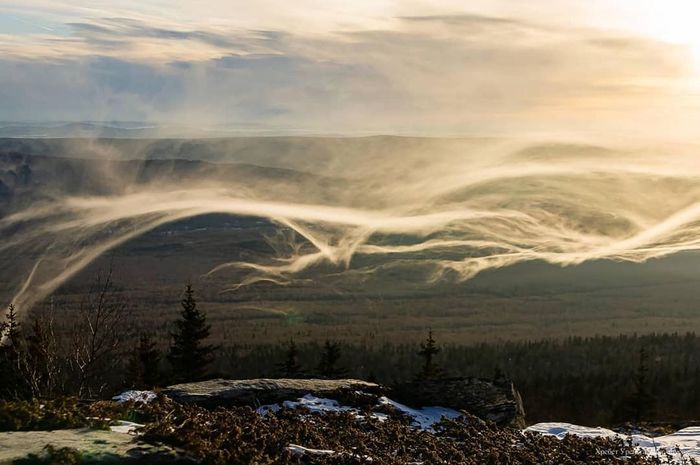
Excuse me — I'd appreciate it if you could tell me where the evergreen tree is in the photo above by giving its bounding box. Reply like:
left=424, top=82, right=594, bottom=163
left=0, top=304, right=27, bottom=398
left=277, top=339, right=303, bottom=378
left=167, top=284, right=214, bottom=382
left=613, top=345, right=657, bottom=424
left=417, top=329, right=443, bottom=381
left=127, top=334, right=161, bottom=389
left=317, top=340, right=345, bottom=378
left=630, top=346, right=655, bottom=423
left=3, top=304, right=21, bottom=348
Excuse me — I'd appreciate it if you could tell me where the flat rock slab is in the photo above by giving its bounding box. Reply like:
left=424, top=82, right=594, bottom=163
left=164, top=378, right=384, bottom=407
left=0, top=428, right=187, bottom=464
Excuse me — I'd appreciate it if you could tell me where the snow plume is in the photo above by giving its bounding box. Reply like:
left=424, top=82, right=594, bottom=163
left=4, top=137, right=700, bottom=316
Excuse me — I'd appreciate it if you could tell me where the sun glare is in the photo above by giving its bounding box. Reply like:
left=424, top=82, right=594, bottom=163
left=628, top=1, right=700, bottom=63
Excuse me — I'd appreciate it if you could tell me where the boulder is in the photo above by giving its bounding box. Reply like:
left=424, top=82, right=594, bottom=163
left=392, top=377, right=526, bottom=428
left=164, top=377, right=526, bottom=428
left=163, top=378, right=385, bottom=408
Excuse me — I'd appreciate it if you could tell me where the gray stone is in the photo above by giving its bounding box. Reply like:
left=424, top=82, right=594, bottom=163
left=392, top=377, right=526, bottom=428
left=164, top=378, right=385, bottom=408
left=164, top=377, right=526, bottom=428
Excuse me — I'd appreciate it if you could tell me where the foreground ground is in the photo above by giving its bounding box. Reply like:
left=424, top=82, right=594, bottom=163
left=0, top=394, right=697, bottom=465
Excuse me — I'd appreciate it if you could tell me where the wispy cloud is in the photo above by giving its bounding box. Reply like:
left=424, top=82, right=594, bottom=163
left=0, top=3, right=697, bottom=137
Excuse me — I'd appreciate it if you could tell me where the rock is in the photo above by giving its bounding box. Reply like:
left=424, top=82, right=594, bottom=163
left=164, top=377, right=525, bottom=428
left=392, top=377, right=526, bottom=428
left=164, top=378, right=385, bottom=408
left=0, top=428, right=191, bottom=464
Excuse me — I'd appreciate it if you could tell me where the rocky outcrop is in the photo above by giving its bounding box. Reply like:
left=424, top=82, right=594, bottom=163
left=164, top=377, right=525, bottom=428
left=164, top=378, right=385, bottom=408
left=392, top=377, right=526, bottom=428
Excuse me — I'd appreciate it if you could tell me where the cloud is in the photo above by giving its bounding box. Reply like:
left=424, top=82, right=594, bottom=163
left=0, top=12, right=695, bottom=137
left=6, top=138, right=700, bottom=315
left=67, top=18, right=245, bottom=49
left=4, top=1, right=700, bottom=319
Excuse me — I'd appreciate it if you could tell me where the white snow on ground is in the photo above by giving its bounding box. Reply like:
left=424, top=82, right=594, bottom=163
left=109, top=420, right=144, bottom=434
left=528, top=423, right=700, bottom=462
left=377, top=396, right=461, bottom=430
left=286, top=443, right=376, bottom=462
left=112, top=390, right=157, bottom=404
left=258, top=394, right=356, bottom=415
left=527, top=423, right=618, bottom=440
left=257, top=394, right=460, bottom=431
left=286, top=444, right=336, bottom=456
left=292, top=395, right=354, bottom=413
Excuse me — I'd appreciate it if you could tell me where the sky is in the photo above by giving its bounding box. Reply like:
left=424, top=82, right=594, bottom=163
left=2, top=1, right=700, bottom=139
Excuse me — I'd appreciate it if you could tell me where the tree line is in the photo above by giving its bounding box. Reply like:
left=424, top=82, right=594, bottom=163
left=2, top=277, right=697, bottom=426
left=213, top=333, right=697, bottom=426
left=0, top=276, right=442, bottom=399
left=0, top=273, right=218, bottom=399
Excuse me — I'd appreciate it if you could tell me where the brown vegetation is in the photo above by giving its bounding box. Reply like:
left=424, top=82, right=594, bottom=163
left=0, top=396, right=683, bottom=465
left=115, top=400, right=700, bottom=464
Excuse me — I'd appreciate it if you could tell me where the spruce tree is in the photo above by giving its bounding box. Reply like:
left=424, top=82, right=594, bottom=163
left=317, top=340, right=345, bottom=379
left=0, top=304, right=26, bottom=398
left=631, top=346, right=655, bottom=423
left=417, top=329, right=443, bottom=381
left=3, top=305, right=20, bottom=348
left=167, top=284, right=214, bottom=382
left=127, top=334, right=161, bottom=389
left=277, top=339, right=303, bottom=378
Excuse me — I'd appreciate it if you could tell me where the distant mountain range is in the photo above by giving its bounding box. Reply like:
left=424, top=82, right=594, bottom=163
left=0, top=122, right=162, bottom=138
left=0, top=122, right=349, bottom=138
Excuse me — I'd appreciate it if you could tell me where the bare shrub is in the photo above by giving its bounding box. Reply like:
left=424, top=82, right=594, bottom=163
left=67, top=268, right=132, bottom=398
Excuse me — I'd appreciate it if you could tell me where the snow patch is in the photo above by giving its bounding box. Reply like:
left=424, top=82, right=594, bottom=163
left=527, top=423, right=618, bottom=440
left=110, top=420, right=144, bottom=434
left=288, top=394, right=354, bottom=413
left=378, top=396, right=461, bottom=430
left=528, top=422, right=700, bottom=462
left=112, top=390, right=157, bottom=404
left=258, top=394, right=354, bottom=416
left=286, top=444, right=336, bottom=456
left=258, top=394, right=460, bottom=431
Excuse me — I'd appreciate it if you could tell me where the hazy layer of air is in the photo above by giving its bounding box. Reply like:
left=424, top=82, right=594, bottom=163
left=4, top=137, right=700, bottom=315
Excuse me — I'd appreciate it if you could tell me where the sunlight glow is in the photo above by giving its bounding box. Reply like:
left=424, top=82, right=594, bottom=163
left=619, top=0, right=700, bottom=64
